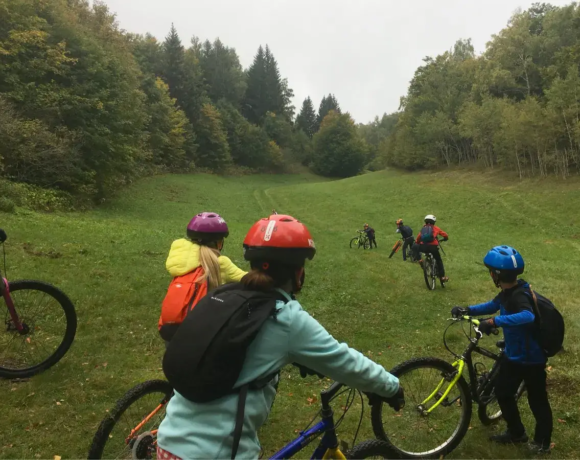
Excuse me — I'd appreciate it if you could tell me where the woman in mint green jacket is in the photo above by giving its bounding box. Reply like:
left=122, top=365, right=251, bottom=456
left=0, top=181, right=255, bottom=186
left=157, top=215, right=402, bottom=459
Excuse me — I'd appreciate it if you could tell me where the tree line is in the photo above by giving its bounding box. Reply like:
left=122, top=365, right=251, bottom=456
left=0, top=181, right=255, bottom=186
left=374, top=2, right=580, bottom=178
left=0, top=0, right=375, bottom=203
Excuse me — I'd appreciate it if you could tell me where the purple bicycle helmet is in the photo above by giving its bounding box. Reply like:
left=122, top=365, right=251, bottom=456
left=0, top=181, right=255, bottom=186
left=186, top=212, right=229, bottom=242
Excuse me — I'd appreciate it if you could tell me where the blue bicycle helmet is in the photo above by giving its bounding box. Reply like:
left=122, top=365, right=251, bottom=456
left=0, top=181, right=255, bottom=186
left=483, top=245, right=525, bottom=276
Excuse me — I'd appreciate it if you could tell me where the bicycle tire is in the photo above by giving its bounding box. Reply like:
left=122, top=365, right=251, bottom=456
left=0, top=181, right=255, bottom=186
left=88, top=379, right=173, bottom=459
left=363, top=239, right=370, bottom=250
left=478, top=381, right=526, bottom=426
left=0, top=280, right=77, bottom=379
left=371, top=357, right=472, bottom=459
left=350, top=237, right=360, bottom=249
left=389, top=241, right=402, bottom=259
left=422, top=258, right=435, bottom=291
left=346, top=439, right=395, bottom=459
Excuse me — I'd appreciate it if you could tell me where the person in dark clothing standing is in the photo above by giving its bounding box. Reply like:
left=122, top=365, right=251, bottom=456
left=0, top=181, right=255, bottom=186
left=395, top=219, right=414, bottom=261
left=451, top=246, right=553, bottom=454
left=363, top=224, right=377, bottom=249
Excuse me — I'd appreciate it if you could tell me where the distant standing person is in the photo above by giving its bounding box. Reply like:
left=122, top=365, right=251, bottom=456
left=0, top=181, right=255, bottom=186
left=364, top=223, right=377, bottom=249
left=395, top=219, right=414, bottom=261
left=272, top=209, right=278, bottom=215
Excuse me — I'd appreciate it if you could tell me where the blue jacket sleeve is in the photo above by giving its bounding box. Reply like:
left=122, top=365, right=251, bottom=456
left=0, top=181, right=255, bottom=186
left=288, top=309, right=399, bottom=398
left=494, top=310, right=535, bottom=327
left=469, top=299, right=501, bottom=316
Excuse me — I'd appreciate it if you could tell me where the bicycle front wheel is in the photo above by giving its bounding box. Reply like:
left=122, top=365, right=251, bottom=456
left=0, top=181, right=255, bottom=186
left=371, top=357, right=472, bottom=459
left=0, top=280, right=77, bottom=379
left=88, top=379, right=173, bottom=459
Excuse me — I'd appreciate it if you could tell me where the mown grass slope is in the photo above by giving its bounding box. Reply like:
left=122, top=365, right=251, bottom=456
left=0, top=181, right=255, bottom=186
left=0, top=169, right=578, bottom=458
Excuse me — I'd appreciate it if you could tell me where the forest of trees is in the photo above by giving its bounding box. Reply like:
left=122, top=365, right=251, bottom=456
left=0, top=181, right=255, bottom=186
left=376, top=3, right=580, bottom=178
left=1, top=1, right=579, bottom=207
left=0, top=0, right=370, bottom=204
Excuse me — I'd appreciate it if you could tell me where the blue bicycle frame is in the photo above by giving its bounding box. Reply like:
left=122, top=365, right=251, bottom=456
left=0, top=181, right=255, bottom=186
left=269, top=382, right=346, bottom=460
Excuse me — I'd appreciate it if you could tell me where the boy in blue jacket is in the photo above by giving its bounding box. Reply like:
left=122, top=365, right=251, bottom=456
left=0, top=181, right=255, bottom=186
left=452, top=246, right=552, bottom=454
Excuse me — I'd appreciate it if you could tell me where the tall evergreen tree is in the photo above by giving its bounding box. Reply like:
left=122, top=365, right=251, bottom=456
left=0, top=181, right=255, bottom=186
left=295, top=97, right=317, bottom=138
left=243, top=45, right=292, bottom=123
left=161, top=25, right=205, bottom=122
left=316, top=94, right=341, bottom=130
left=243, top=46, right=267, bottom=124
left=200, top=38, right=246, bottom=106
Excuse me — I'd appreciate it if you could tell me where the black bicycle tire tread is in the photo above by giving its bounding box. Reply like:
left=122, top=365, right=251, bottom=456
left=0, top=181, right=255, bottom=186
left=371, top=357, right=472, bottom=459
left=0, top=279, right=77, bottom=379
left=88, top=379, right=173, bottom=459
left=346, top=439, right=395, bottom=459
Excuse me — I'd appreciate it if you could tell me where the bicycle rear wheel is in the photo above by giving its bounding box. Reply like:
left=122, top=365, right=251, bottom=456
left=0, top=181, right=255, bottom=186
left=363, top=239, right=370, bottom=250
left=350, top=237, right=360, bottom=249
left=371, top=357, right=472, bottom=459
left=478, top=381, right=526, bottom=425
left=0, top=280, right=77, bottom=379
left=88, top=379, right=173, bottom=459
left=423, top=258, right=436, bottom=290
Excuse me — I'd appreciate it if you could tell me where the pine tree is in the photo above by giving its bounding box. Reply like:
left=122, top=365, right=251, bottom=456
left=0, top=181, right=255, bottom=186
left=316, top=94, right=341, bottom=131
left=243, top=45, right=292, bottom=123
left=162, top=25, right=186, bottom=103
left=200, top=38, right=246, bottom=106
left=161, top=25, right=205, bottom=122
left=243, top=46, right=267, bottom=124
left=295, top=97, right=317, bottom=138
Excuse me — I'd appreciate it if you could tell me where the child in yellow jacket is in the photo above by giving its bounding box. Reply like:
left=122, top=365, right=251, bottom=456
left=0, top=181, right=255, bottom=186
left=159, top=212, right=247, bottom=342
left=166, top=212, right=246, bottom=288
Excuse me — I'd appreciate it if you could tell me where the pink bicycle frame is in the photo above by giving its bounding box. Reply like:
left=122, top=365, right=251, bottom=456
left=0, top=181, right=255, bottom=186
left=2, top=277, right=24, bottom=332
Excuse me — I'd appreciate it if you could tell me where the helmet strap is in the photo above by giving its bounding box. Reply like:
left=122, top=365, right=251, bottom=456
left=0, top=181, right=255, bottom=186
left=490, top=271, right=501, bottom=288
left=293, top=267, right=305, bottom=293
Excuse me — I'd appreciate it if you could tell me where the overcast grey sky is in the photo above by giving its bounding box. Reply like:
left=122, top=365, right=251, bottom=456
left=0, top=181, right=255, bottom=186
left=103, top=0, right=570, bottom=123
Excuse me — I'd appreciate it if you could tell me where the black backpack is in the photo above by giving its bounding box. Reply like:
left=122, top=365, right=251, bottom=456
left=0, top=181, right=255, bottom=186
left=525, top=286, right=565, bottom=358
left=162, top=283, right=286, bottom=458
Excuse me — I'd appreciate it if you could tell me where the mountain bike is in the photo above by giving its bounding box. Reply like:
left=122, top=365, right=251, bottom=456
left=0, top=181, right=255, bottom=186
left=350, top=231, right=369, bottom=250
left=88, top=378, right=397, bottom=459
left=370, top=315, right=526, bottom=459
left=0, top=233, right=77, bottom=379
left=419, top=240, right=446, bottom=290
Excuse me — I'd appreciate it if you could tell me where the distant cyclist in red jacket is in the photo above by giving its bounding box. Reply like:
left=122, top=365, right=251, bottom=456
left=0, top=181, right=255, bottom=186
left=412, top=215, right=449, bottom=283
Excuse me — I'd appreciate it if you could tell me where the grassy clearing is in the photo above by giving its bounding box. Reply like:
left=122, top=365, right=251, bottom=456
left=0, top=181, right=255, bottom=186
left=0, top=169, right=579, bottom=459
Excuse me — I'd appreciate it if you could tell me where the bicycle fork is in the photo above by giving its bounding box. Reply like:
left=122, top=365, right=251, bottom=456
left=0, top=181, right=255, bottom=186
left=418, top=360, right=465, bottom=415
left=2, top=278, right=25, bottom=333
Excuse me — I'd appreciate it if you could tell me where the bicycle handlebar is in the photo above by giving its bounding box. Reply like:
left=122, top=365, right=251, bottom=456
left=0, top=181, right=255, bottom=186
left=451, top=315, right=499, bottom=337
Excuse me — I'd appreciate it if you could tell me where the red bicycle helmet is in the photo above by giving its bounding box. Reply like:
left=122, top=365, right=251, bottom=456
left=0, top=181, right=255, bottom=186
left=243, top=215, right=316, bottom=266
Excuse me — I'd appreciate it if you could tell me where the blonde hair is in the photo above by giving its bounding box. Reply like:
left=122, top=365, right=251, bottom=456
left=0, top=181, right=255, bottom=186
left=197, top=244, right=222, bottom=290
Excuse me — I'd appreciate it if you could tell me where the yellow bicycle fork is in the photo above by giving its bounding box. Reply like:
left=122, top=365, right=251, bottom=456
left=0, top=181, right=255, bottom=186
left=420, top=359, right=465, bottom=414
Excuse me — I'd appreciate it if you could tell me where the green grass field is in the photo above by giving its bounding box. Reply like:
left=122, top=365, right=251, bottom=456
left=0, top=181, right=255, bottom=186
left=1, top=169, right=579, bottom=459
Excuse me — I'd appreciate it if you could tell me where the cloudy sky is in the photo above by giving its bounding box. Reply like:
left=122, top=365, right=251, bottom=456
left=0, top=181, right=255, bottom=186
left=102, top=0, right=570, bottom=123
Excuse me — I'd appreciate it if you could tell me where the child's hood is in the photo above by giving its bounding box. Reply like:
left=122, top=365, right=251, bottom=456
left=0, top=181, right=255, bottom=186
left=166, top=238, right=201, bottom=277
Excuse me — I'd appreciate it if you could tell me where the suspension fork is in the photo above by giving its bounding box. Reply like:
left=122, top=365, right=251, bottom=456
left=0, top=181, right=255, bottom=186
left=2, top=278, right=24, bottom=332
